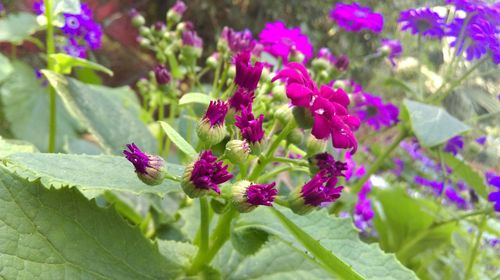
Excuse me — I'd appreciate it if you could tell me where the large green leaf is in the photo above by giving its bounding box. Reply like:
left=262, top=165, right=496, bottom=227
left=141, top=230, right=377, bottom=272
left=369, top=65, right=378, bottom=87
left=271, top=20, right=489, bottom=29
left=43, top=71, right=157, bottom=155
left=214, top=238, right=331, bottom=280
left=236, top=205, right=417, bottom=280
left=0, top=13, right=40, bottom=44
left=440, top=153, right=488, bottom=199
left=0, top=53, right=13, bottom=83
left=2, top=152, right=182, bottom=198
left=179, top=93, right=213, bottom=106
left=0, top=61, right=81, bottom=152
left=404, top=99, right=470, bottom=147
left=0, top=137, right=38, bottom=158
left=159, top=121, right=197, bottom=159
left=0, top=166, right=182, bottom=279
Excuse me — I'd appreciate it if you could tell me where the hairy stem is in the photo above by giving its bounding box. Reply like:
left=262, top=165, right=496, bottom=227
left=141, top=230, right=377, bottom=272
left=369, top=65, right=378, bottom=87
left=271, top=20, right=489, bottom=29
left=464, top=212, right=488, bottom=280
left=44, top=0, right=56, bottom=153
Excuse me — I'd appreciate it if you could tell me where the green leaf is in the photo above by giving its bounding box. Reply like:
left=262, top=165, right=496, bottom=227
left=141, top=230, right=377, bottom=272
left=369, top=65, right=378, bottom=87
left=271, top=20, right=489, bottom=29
left=0, top=13, right=40, bottom=44
left=43, top=70, right=157, bottom=155
left=0, top=53, right=13, bottom=83
left=49, top=53, right=113, bottom=76
left=0, top=166, right=183, bottom=279
left=404, top=99, right=470, bottom=147
left=158, top=240, right=197, bottom=268
left=0, top=61, right=81, bottom=152
left=159, top=121, right=197, bottom=159
left=237, top=205, right=417, bottom=280
left=53, top=0, right=81, bottom=14
left=0, top=137, right=38, bottom=158
left=231, top=227, right=269, bottom=255
left=179, top=92, right=214, bottom=106
left=440, top=152, right=488, bottom=198
left=2, top=152, right=182, bottom=198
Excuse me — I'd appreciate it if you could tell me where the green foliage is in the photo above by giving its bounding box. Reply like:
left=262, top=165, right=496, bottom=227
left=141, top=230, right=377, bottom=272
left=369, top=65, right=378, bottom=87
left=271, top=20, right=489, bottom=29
left=0, top=137, right=38, bottom=157
left=179, top=92, right=214, bottom=106
left=0, top=53, right=13, bottom=83
left=0, top=13, right=40, bottom=44
left=404, top=99, right=470, bottom=147
left=231, top=227, right=269, bottom=255
left=0, top=166, right=183, bottom=279
left=43, top=71, right=157, bottom=155
left=0, top=61, right=81, bottom=152
left=439, top=153, right=489, bottom=199
left=237, top=205, right=418, bottom=280
left=159, top=121, right=198, bottom=160
left=49, top=53, right=113, bottom=76
left=1, top=152, right=183, bottom=198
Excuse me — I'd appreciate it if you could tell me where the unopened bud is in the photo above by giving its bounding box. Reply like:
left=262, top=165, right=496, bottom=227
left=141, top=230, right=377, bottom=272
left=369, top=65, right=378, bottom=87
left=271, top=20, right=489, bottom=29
left=225, top=140, right=250, bottom=164
left=306, top=135, right=327, bottom=156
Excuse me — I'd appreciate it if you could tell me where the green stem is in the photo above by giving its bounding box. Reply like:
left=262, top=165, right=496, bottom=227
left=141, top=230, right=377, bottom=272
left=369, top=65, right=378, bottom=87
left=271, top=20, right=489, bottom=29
left=432, top=208, right=492, bottom=228
left=216, top=62, right=229, bottom=98
left=351, top=128, right=408, bottom=193
left=464, top=212, right=488, bottom=280
left=211, top=57, right=223, bottom=98
left=271, top=156, right=308, bottom=167
left=45, top=0, right=56, bottom=153
left=417, top=34, right=424, bottom=99
left=157, top=92, right=164, bottom=155
left=163, top=100, right=176, bottom=156
left=188, top=207, right=237, bottom=275
left=271, top=208, right=365, bottom=279
left=166, top=51, right=182, bottom=79
left=199, top=197, right=209, bottom=254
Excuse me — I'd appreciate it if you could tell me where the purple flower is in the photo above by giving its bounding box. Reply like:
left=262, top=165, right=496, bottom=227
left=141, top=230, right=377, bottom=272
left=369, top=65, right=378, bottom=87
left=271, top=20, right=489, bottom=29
left=203, top=100, right=228, bottom=127
left=354, top=181, right=374, bottom=231
left=334, top=55, right=350, bottom=71
left=182, top=30, right=203, bottom=48
left=234, top=52, right=263, bottom=91
left=246, top=182, right=278, bottom=206
left=228, top=88, right=254, bottom=112
left=32, top=0, right=45, bottom=15
left=0, top=2, right=4, bottom=13
left=345, top=152, right=366, bottom=181
left=154, top=65, right=171, bottom=85
left=258, top=21, right=313, bottom=63
left=171, top=0, right=187, bottom=15
left=123, top=143, right=165, bottom=185
left=310, top=152, right=347, bottom=187
left=352, top=93, right=399, bottom=131
left=414, top=176, right=444, bottom=195
left=84, top=22, right=103, bottom=50
left=272, top=62, right=360, bottom=153
left=444, top=187, right=468, bottom=209
left=380, top=38, right=403, bottom=66
left=399, top=8, right=445, bottom=38
left=475, top=136, right=487, bottom=145
left=123, top=143, right=150, bottom=175
left=61, top=14, right=85, bottom=36
left=63, top=38, right=87, bottom=58
left=447, top=15, right=499, bottom=63
left=489, top=191, right=500, bottom=212
left=220, top=27, right=256, bottom=53
left=317, top=48, right=336, bottom=63
left=401, top=139, right=441, bottom=171
left=487, top=172, right=500, bottom=212
left=392, top=158, right=404, bottom=176
left=443, top=135, right=464, bottom=155
left=301, top=172, right=344, bottom=207
left=446, top=0, right=489, bottom=12
left=329, top=2, right=384, bottom=33
left=235, top=108, right=264, bottom=144
left=183, top=151, right=233, bottom=197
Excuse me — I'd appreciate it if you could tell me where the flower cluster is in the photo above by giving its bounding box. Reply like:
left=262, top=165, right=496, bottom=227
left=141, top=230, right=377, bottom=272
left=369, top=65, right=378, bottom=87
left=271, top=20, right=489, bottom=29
left=33, top=1, right=103, bottom=58
left=258, top=21, right=313, bottom=63
left=273, top=63, right=360, bottom=153
left=329, top=2, right=384, bottom=33
left=354, top=181, right=375, bottom=232
left=352, top=92, right=399, bottom=131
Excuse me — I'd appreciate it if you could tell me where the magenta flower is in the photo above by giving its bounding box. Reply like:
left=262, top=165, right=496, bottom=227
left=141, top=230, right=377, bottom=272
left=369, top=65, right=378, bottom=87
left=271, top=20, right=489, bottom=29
left=300, top=172, right=344, bottom=207
left=258, top=21, right=313, bottom=62
left=183, top=151, right=233, bottom=197
left=63, top=39, right=87, bottom=58
left=399, top=8, right=445, bottom=38
left=311, top=152, right=347, bottom=187
left=317, top=48, right=336, bottom=63
left=123, top=143, right=165, bottom=185
left=171, top=0, right=187, bottom=15
left=220, top=27, right=256, bottom=53
left=203, top=100, right=228, bottom=127
left=345, top=152, right=366, bottom=181
left=354, top=181, right=374, bottom=231
left=154, top=65, right=171, bottom=85
left=234, top=52, right=263, bottom=91
left=329, top=2, right=384, bottom=33
left=124, top=143, right=153, bottom=175
left=273, top=62, right=360, bottom=153
left=228, top=88, right=255, bottom=112
left=352, top=92, right=399, bottom=131
left=182, top=30, right=203, bottom=48
left=380, top=38, right=403, bottom=66
left=443, top=135, right=464, bottom=155
left=235, top=108, right=265, bottom=144
left=246, top=182, right=278, bottom=206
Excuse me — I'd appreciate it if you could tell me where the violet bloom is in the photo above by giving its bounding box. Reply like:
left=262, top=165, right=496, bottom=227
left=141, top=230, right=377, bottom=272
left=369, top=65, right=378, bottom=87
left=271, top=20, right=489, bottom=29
left=444, top=187, right=468, bottom=209
left=171, top=0, right=187, bottom=15
left=443, top=135, right=464, bottom=155
left=447, top=15, right=499, bottom=63
left=272, top=62, right=360, bottom=153
left=228, top=88, right=255, bottom=112
left=352, top=93, right=399, bottom=131
left=329, top=2, right=384, bottom=33
left=354, top=181, right=374, bottom=231
left=345, top=152, right=366, bottom=182
left=311, top=152, right=347, bottom=187
left=154, top=65, right=171, bottom=85
left=235, top=108, right=265, bottom=144
left=392, top=158, right=404, bottom=177
left=446, top=0, right=489, bottom=12
left=258, top=21, right=313, bottom=63
left=32, top=0, right=45, bottom=15
left=317, top=48, right=336, bottom=63
left=401, top=139, right=441, bottom=172
left=197, top=101, right=228, bottom=146
left=123, top=143, right=165, bottom=185
left=399, top=8, right=445, bottom=38
left=0, top=2, right=4, bottom=13
left=380, top=38, right=403, bottom=66
left=414, top=176, right=444, bottom=195
left=487, top=172, right=500, bottom=212
left=334, top=55, right=350, bottom=71
left=63, top=39, right=87, bottom=58
left=475, top=136, right=487, bottom=145
left=220, top=26, right=256, bottom=53
left=234, top=51, right=263, bottom=92
left=182, top=30, right=203, bottom=48
left=202, top=100, right=228, bottom=127
left=182, top=150, right=233, bottom=197
left=232, top=181, right=277, bottom=212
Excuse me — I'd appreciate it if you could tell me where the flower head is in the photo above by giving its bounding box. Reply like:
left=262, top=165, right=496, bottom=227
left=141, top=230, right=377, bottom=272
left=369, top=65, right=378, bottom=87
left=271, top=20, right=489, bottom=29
left=234, top=51, right=263, bottom=91
left=182, top=30, right=203, bottom=48
left=380, top=38, right=403, bottom=66
left=329, top=2, right=384, bottom=33
left=203, top=100, right=228, bottom=127
left=352, top=92, right=399, bottom=131
left=232, top=181, right=277, bottom=212
left=182, top=151, right=233, bottom=197
left=171, top=0, right=187, bottom=15
left=310, top=152, right=347, bottom=187
left=33, top=0, right=45, bottom=15
left=154, top=65, right=171, bottom=85
left=123, top=143, right=165, bottom=185
left=399, top=8, right=445, bottom=38
left=228, top=88, right=255, bottom=112
left=258, top=21, right=313, bottom=62
left=197, top=101, right=228, bottom=146
left=235, top=108, right=265, bottom=144
left=443, top=135, right=464, bottom=155
left=63, top=38, right=87, bottom=58
left=220, top=27, right=256, bottom=53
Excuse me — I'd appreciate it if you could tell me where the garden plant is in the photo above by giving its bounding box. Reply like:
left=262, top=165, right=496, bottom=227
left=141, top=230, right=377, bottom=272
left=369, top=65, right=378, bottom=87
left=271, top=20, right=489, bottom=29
left=0, top=0, right=499, bottom=279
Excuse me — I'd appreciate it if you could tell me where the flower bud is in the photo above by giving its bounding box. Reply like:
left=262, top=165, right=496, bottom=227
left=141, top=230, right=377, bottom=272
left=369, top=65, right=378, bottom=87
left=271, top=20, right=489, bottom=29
left=232, top=180, right=277, bottom=213
left=292, top=106, right=314, bottom=129
left=197, top=100, right=229, bottom=146
left=271, top=85, right=288, bottom=102
left=154, top=64, right=171, bottom=85
left=138, top=37, right=151, bottom=48
left=206, top=52, right=219, bottom=69
left=139, top=26, right=151, bottom=37
left=123, top=143, right=166, bottom=186
left=287, top=129, right=304, bottom=146
left=274, top=104, right=293, bottom=125
left=311, top=58, right=330, bottom=71
left=334, top=55, right=349, bottom=71
left=289, top=46, right=305, bottom=63
left=167, top=0, right=187, bottom=24
left=131, top=14, right=146, bottom=27
left=225, top=139, right=250, bottom=164
left=306, top=135, right=327, bottom=156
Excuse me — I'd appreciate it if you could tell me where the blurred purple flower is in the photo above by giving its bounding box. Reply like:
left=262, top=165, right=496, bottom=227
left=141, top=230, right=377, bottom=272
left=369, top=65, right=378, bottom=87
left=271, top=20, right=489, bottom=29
left=203, top=100, right=228, bottom=127
left=443, top=135, right=464, bottom=155
left=354, top=181, right=374, bottom=231
left=329, top=2, right=384, bottom=33
left=235, top=108, right=265, bottom=144
left=63, top=39, right=87, bottom=58
left=220, top=26, right=256, bottom=53
left=258, top=21, right=313, bottom=63
left=301, top=172, right=344, bottom=207
left=234, top=51, right=263, bottom=91
left=352, top=93, right=399, bottom=131
left=392, top=158, right=404, bottom=176
left=399, top=8, right=445, bottom=38
left=182, top=30, right=203, bottom=48
left=380, top=38, right=403, bottom=66
left=171, top=0, right=187, bottom=15
left=475, top=136, right=487, bottom=145
left=228, top=88, right=254, bottom=112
